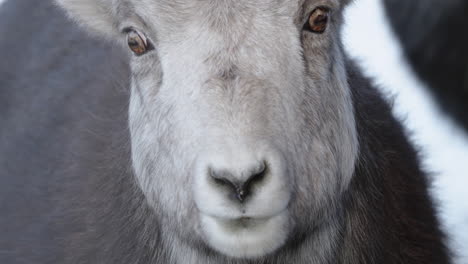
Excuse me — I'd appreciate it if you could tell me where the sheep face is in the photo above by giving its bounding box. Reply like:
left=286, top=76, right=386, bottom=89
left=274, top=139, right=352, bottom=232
left=56, top=0, right=357, bottom=259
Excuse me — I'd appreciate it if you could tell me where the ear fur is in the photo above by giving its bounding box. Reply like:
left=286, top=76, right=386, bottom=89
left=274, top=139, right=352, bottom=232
left=54, top=0, right=118, bottom=38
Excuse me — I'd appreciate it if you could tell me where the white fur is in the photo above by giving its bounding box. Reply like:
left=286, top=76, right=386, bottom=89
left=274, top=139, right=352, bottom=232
left=200, top=212, right=290, bottom=258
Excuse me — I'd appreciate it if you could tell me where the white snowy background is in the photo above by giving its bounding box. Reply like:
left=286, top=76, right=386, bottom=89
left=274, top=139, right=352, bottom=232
left=0, top=0, right=467, bottom=262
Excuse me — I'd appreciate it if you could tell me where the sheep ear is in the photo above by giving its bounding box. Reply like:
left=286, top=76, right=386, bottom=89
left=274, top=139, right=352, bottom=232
left=54, top=0, right=117, bottom=38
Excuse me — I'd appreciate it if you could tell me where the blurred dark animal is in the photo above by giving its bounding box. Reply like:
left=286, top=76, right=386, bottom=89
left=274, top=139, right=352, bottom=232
left=384, top=0, right=468, bottom=132
left=0, top=0, right=451, bottom=263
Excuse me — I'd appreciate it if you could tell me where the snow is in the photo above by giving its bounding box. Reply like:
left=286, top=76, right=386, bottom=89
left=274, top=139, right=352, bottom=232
left=343, top=0, right=468, bottom=262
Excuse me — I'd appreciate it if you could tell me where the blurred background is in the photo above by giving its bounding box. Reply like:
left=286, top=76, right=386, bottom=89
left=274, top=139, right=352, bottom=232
left=0, top=0, right=466, bottom=262
left=343, top=0, right=468, bottom=263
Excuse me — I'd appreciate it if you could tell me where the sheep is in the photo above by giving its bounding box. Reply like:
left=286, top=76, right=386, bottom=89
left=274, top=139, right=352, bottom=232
left=0, top=0, right=451, bottom=263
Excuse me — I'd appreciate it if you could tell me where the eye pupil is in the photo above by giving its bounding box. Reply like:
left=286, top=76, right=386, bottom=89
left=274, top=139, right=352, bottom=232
left=307, top=7, right=330, bottom=34
left=127, top=30, right=150, bottom=55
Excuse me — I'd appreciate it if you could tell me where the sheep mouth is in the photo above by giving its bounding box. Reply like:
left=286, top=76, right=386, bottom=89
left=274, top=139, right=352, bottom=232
left=236, top=217, right=254, bottom=226
left=199, top=208, right=287, bottom=228
left=199, top=211, right=290, bottom=258
left=221, top=217, right=266, bottom=229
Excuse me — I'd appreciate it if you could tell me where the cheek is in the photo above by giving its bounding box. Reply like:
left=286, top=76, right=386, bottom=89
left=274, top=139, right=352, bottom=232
left=130, top=56, right=163, bottom=93
left=301, top=33, right=335, bottom=78
left=128, top=87, right=199, bottom=213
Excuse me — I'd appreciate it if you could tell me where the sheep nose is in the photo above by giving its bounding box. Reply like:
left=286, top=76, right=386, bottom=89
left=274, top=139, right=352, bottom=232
left=210, top=161, right=267, bottom=203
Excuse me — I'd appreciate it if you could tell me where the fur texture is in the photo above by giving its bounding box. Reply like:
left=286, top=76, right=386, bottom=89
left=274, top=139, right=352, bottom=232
left=0, top=0, right=451, bottom=263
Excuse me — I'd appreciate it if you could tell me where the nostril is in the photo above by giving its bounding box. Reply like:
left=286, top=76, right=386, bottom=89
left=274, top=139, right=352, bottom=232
left=210, top=170, right=243, bottom=201
left=244, top=161, right=267, bottom=188
left=209, top=161, right=268, bottom=203
left=211, top=174, right=236, bottom=189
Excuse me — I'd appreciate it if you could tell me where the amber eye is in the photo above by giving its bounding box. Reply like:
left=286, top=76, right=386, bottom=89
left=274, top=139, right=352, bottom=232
left=127, top=30, right=153, bottom=55
left=305, top=7, right=330, bottom=34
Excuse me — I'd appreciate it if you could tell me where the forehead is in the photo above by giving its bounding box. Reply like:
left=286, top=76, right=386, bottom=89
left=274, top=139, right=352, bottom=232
left=123, top=0, right=341, bottom=22
left=140, top=0, right=301, bottom=11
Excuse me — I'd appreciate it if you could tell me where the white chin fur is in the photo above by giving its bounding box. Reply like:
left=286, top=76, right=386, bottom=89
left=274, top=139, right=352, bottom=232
left=200, top=212, right=290, bottom=259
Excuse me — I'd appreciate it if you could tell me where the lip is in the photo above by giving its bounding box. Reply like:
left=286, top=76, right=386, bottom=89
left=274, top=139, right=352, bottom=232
left=220, top=216, right=267, bottom=229
left=199, top=210, right=290, bottom=258
left=196, top=202, right=289, bottom=221
left=199, top=208, right=288, bottom=225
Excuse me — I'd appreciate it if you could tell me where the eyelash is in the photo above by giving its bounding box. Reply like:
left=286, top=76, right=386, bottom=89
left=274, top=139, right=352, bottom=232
left=303, top=6, right=331, bottom=34
left=123, top=27, right=155, bottom=56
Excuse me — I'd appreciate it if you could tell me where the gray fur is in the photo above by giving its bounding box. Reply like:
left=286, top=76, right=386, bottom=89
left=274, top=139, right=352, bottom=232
left=54, top=0, right=358, bottom=261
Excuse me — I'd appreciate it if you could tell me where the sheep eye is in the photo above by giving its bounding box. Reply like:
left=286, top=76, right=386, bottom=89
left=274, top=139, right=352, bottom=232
left=305, top=7, right=330, bottom=34
left=127, top=30, right=153, bottom=55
